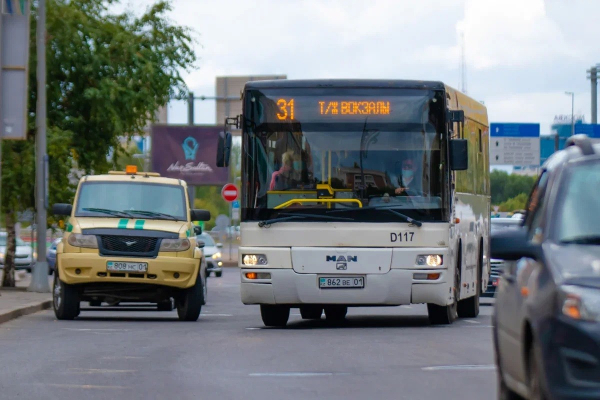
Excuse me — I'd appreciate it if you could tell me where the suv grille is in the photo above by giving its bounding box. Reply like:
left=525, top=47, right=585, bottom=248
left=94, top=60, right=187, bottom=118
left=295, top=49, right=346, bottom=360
left=99, top=235, right=159, bottom=256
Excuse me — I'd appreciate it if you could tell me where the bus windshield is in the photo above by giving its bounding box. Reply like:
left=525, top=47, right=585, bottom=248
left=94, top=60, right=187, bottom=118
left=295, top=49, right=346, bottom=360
left=242, top=88, right=449, bottom=223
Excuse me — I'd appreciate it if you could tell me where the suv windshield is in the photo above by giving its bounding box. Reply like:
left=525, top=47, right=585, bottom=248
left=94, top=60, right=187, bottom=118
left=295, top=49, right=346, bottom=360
left=242, top=88, right=448, bottom=223
left=75, top=182, right=187, bottom=221
left=556, top=161, right=600, bottom=243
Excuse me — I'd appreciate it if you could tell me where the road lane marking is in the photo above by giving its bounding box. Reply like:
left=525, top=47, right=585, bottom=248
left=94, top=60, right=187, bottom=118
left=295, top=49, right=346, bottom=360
left=201, top=313, right=233, bottom=317
left=464, top=320, right=480, bottom=324
left=245, top=327, right=262, bottom=330
left=69, top=368, right=136, bottom=374
left=62, top=328, right=131, bottom=332
left=101, top=356, right=144, bottom=360
left=47, top=383, right=128, bottom=389
left=422, top=365, right=495, bottom=371
left=249, top=372, right=351, bottom=377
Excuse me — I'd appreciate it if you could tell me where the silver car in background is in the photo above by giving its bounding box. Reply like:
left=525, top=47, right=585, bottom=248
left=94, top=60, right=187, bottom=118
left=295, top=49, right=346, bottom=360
left=484, top=217, right=523, bottom=297
left=0, top=232, right=35, bottom=272
left=197, top=233, right=223, bottom=277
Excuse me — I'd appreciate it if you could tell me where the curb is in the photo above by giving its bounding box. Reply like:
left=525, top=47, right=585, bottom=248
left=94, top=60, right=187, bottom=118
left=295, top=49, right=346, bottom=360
left=0, top=300, right=53, bottom=325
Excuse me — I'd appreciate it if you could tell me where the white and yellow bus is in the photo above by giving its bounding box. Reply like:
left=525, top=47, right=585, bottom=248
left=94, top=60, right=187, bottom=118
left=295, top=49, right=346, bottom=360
left=218, top=79, right=490, bottom=327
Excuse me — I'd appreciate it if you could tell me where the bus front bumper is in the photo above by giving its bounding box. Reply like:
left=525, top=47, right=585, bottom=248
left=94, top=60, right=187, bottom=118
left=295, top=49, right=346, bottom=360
left=240, top=268, right=452, bottom=306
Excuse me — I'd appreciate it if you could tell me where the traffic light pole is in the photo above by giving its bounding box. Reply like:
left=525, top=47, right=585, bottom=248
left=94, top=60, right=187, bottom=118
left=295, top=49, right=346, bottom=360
left=29, top=0, right=49, bottom=292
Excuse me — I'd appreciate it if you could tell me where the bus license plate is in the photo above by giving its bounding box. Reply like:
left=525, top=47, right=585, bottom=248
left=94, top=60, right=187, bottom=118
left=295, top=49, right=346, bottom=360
left=319, top=276, right=364, bottom=289
left=107, top=261, right=148, bottom=273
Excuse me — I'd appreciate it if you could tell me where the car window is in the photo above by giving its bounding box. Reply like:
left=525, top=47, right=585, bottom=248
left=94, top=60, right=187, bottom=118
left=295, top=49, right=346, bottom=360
left=524, top=171, right=549, bottom=241
left=197, top=234, right=216, bottom=246
left=0, top=236, right=26, bottom=246
left=556, top=162, right=600, bottom=243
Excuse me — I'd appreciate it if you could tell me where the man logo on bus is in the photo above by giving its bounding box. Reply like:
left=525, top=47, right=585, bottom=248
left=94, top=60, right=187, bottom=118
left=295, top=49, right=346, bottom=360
left=326, top=255, right=358, bottom=262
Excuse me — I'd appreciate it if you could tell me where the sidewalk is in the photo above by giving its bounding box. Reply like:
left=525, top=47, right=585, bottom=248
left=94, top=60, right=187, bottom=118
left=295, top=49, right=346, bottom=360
left=0, top=271, right=52, bottom=325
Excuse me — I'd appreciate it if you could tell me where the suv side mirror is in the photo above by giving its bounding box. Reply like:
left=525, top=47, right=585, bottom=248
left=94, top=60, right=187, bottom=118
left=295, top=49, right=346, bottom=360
left=217, top=131, right=232, bottom=167
left=191, top=209, right=211, bottom=222
left=52, top=203, right=73, bottom=216
left=450, top=139, right=468, bottom=171
left=491, top=227, right=541, bottom=261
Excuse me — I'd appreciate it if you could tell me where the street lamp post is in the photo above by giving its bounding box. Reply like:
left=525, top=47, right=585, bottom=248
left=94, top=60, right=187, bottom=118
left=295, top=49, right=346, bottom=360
left=565, top=91, right=575, bottom=136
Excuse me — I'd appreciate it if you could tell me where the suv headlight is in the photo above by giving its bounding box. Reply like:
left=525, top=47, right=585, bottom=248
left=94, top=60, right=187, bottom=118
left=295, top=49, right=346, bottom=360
left=560, top=285, right=600, bottom=322
left=211, top=252, right=222, bottom=260
left=67, top=233, right=98, bottom=249
left=159, top=238, right=191, bottom=252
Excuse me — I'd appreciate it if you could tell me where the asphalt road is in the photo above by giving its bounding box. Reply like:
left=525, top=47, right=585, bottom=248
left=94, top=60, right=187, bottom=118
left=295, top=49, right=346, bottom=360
left=0, top=269, right=497, bottom=400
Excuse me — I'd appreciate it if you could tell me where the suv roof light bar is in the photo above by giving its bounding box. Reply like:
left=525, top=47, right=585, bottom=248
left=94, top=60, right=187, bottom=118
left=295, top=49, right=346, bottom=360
left=565, top=134, right=595, bottom=156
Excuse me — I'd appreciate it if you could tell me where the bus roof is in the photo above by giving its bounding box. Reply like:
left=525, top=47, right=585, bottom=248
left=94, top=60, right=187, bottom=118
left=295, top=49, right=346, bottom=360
left=244, top=79, right=446, bottom=90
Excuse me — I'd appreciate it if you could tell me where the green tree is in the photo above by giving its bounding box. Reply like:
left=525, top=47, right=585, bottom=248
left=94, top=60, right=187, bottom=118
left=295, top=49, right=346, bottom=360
left=498, top=193, right=529, bottom=212
left=1, top=0, right=197, bottom=287
left=490, top=170, right=536, bottom=205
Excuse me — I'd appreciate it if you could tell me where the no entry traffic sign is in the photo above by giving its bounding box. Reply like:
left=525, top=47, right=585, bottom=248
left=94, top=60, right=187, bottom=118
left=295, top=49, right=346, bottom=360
left=221, top=183, right=238, bottom=202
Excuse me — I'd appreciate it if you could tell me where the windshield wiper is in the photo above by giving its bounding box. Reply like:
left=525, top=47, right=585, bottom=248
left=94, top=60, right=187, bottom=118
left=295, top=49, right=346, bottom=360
left=127, top=210, right=179, bottom=221
left=258, top=212, right=354, bottom=228
left=82, top=208, right=133, bottom=218
left=560, top=235, right=600, bottom=245
left=327, top=205, right=423, bottom=227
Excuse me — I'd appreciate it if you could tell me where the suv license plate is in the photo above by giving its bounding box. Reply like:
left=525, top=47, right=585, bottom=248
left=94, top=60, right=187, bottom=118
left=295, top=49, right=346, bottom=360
left=107, top=261, right=148, bottom=273
left=319, top=276, right=364, bottom=289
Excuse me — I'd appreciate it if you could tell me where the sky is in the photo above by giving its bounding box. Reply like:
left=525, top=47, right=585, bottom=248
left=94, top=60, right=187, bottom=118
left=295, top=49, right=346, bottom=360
left=118, top=0, right=600, bottom=135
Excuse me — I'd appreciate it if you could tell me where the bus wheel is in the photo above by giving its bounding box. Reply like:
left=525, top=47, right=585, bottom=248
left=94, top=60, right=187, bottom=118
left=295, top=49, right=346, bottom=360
left=458, top=245, right=482, bottom=318
left=300, top=305, right=323, bottom=320
left=260, top=305, right=290, bottom=327
left=427, top=261, right=459, bottom=325
left=324, top=306, right=347, bottom=322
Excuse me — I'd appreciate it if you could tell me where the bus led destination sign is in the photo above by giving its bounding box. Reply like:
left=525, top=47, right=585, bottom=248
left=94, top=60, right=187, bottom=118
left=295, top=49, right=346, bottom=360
left=275, top=98, right=391, bottom=121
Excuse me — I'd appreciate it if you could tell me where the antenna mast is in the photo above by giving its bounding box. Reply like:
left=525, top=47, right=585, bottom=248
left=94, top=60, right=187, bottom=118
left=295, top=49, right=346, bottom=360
left=460, top=31, right=467, bottom=94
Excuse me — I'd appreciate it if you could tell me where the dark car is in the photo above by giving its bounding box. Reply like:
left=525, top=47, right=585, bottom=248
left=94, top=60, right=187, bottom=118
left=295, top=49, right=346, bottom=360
left=47, top=238, right=61, bottom=275
left=483, top=218, right=523, bottom=297
left=491, top=135, right=600, bottom=400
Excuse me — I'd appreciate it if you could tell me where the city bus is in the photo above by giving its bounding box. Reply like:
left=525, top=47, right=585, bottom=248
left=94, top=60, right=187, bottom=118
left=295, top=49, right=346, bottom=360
left=217, top=79, right=490, bottom=327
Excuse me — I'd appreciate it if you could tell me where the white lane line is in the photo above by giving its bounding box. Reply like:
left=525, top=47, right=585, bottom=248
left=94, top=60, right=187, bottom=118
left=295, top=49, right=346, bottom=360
left=464, top=320, right=480, bottom=324
left=422, top=365, right=496, bottom=371
left=69, top=368, right=136, bottom=374
left=465, top=325, right=493, bottom=328
left=249, top=372, right=351, bottom=377
left=245, top=327, right=262, bottom=330
left=47, top=383, right=128, bottom=389
left=201, top=313, right=233, bottom=317
left=101, top=356, right=144, bottom=360
left=62, top=328, right=131, bottom=332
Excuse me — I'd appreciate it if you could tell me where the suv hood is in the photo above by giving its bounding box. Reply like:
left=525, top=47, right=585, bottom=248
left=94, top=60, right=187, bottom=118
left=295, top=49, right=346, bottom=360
left=548, top=243, right=600, bottom=283
left=72, top=217, right=189, bottom=236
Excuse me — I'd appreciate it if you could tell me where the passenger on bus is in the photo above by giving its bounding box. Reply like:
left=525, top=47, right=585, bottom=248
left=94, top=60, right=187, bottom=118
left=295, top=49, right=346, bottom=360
left=269, top=151, right=297, bottom=191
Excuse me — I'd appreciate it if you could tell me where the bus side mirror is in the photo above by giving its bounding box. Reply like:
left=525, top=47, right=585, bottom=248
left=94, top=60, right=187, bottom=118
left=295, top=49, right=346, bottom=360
left=217, top=131, right=232, bottom=167
left=450, top=139, right=468, bottom=171
left=447, top=110, right=464, bottom=123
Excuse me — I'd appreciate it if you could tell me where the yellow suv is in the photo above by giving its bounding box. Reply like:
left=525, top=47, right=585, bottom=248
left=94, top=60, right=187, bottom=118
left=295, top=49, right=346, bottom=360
left=51, top=166, right=211, bottom=321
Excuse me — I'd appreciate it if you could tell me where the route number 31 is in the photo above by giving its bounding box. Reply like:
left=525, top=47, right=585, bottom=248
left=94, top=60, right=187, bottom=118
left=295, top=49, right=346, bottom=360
left=276, top=98, right=295, bottom=120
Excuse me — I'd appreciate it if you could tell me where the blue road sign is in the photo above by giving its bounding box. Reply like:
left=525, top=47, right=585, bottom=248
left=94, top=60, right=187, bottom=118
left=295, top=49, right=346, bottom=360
left=490, top=123, right=540, bottom=138
left=232, top=200, right=240, bottom=209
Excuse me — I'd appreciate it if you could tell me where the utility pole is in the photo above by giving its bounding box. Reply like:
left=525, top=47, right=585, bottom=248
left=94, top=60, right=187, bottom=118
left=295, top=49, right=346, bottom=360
left=565, top=91, right=575, bottom=136
left=29, top=0, right=49, bottom=292
left=587, top=66, right=598, bottom=124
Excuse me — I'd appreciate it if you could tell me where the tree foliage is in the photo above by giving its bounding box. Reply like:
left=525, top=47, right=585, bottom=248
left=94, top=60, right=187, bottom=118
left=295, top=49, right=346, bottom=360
left=490, top=170, right=536, bottom=205
left=498, top=193, right=529, bottom=213
left=1, top=0, right=197, bottom=286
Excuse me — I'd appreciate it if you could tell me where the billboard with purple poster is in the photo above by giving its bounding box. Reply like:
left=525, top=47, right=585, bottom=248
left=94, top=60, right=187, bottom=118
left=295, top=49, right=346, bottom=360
left=151, top=125, right=229, bottom=185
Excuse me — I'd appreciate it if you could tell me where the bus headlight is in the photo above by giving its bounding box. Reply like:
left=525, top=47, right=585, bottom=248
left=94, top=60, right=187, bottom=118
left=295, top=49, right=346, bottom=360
left=159, top=238, right=191, bottom=252
left=416, top=255, right=443, bottom=267
left=243, top=254, right=267, bottom=266
left=67, top=234, right=98, bottom=249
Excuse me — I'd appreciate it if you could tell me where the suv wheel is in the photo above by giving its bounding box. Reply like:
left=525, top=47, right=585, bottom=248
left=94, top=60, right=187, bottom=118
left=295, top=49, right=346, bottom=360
left=260, top=305, right=290, bottom=327
left=53, top=275, right=79, bottom=320
left=176, top=275, right=204, bottom=321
